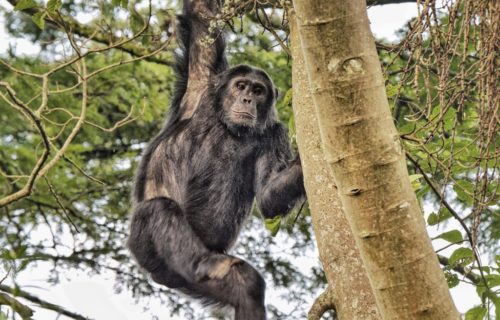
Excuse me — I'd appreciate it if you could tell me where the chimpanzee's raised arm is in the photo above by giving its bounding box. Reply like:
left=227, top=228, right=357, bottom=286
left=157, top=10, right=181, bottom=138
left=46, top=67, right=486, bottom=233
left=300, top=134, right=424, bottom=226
left=168, top=0, right=228, bottom=123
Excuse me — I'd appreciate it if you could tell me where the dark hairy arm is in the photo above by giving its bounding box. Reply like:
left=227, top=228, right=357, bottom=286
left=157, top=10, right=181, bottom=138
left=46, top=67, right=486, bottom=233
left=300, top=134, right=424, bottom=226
left=169, top=0, right=228, bottom=123
left=255, top=125, right=306, bottom=218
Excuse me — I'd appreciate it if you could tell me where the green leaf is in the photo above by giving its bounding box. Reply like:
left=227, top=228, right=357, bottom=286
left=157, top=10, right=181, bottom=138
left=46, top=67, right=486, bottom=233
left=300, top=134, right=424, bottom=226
left=485, top=274, right=500, bottom=288
left=32, top=11, right=46, bottom=29
left=386, top=83, right=400, bottom=98
left=112, top=0, right=129, bottom=8
left=8, top=249, right=17, bottom=259
left=476, top=283, right=487, bottom=301
left=14, top=0, right=37, bottom=11
left=436, top=230, right=463, bottom=243
left=465, top=306, right=486, bottom=320
left=430, top=105, right=442, bottom=119
left=279, top=88, right=292, bottom=111
left=399, top=121, right=416, bottom=135
left=47, top=0, right=62, bottom=14
left=129, top=8, right=145, bottom=33
left=288, top=113, right=296, bottom=143
left=495, top=295, right=500, bottom=320
left=449, top=247, right=474, bottom=265
left=444, top=270, right=459, bottom=288
left=141, top=33, right=151, bottom=46
left=453, top=179, right=475, bottom=205
left=17, top=259, right=30, bottom=272
left=478, top=266, right=491, bottom=274
left=443, top=108, right=457, bottom=131
left=427, top=212, right=438, bottom=225
left=427, top=209, right=452, bottom=226
left=264, top=216, right=281, bottom=237
left=409, top=174, right=423, bottom=191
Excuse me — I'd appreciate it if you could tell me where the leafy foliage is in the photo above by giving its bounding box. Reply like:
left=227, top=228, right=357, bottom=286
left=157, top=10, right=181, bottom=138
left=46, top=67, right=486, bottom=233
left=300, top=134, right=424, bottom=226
left=381, top=1, right=499, bottom=316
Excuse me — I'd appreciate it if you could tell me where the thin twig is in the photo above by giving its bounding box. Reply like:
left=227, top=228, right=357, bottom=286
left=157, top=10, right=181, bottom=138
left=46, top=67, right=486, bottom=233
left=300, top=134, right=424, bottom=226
left=0, top=82, right=51, bottom=207
left=0, top=284, right=91, bottom=320
left=406, top=151, right=490, bottom=291
left=44, top=177, right=80, bottom=233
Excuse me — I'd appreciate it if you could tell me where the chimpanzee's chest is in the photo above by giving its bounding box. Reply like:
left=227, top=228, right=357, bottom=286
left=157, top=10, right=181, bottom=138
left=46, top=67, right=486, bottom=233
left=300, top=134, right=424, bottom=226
left=185, top=128, right=259, bottom=206
left=179, top=126, right=261, bottom=251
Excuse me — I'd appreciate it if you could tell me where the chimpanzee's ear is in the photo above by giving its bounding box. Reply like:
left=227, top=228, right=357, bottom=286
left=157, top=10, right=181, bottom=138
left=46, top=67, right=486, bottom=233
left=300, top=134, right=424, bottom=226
left=275, top=88, right=281, bottom=101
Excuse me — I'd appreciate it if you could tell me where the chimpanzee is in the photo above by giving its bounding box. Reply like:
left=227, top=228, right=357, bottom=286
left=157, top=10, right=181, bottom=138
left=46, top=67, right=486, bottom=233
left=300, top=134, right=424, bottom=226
left=127, top=1, right=305, bottom=319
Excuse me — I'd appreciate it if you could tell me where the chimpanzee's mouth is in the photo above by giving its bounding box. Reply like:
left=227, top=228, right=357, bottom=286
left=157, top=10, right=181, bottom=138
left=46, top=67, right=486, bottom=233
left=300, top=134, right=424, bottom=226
left=233, top=111, right=256, bottom=120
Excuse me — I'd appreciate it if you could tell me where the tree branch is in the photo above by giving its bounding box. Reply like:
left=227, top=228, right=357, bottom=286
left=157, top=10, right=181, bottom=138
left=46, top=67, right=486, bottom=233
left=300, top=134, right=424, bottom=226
left=308, top=286, right=336, bottom=320
left=24, top=252, right=140, bottom=280
left=6, top=0, right=415, bottom=69
left=6, top=0, right=172, bottom=66
left=0, top=284, right=91, bottom=320
left=437, top=254, right=481, bottom=285
left=0, top=60, right=89, bottom=207
left=0, top=292, right=34, bottom=320
left=0, top=80, right=51, bottom=207
left=406, top=152, right=490, bottom=290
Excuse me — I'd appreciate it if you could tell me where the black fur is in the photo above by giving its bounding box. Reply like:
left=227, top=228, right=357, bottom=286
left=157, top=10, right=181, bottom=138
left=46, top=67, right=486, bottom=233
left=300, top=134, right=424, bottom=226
left=128, top=1, right=305, bottom=319
left=166, top=9, right=228, bottom=127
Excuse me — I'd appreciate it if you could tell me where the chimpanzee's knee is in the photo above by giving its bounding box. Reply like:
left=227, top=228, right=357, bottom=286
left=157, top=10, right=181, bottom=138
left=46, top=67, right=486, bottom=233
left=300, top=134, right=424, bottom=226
left=232, top=262, right=266, bottom=307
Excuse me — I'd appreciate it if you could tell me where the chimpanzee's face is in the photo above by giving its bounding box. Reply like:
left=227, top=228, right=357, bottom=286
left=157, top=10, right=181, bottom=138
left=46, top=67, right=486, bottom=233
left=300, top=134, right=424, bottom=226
left=223, top=73, right=272, bottom=128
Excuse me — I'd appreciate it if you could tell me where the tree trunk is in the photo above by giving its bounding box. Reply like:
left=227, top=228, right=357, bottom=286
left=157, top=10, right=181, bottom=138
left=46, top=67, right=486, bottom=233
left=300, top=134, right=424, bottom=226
left=290, top=12, right=380, bottom=320
left=292, top=1, right=460, bottom=319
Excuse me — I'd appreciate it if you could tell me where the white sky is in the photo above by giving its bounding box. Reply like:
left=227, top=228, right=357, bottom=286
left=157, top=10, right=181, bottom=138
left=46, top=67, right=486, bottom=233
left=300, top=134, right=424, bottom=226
left=0, top=1, right=480, bottom=319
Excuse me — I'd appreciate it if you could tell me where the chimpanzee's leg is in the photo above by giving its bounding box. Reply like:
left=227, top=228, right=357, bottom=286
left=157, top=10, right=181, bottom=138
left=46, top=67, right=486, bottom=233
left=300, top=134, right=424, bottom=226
left=128, top=197, right=189, bottom=288
left=185, top=259, right=267, bottom=320
left=128, top=196, right=266, bottom=319
left=129, top=196, right=217, bottom=286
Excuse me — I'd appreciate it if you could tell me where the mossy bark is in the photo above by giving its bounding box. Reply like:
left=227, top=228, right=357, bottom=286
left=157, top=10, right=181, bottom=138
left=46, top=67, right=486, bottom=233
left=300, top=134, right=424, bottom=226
left=292, top=0, right=460, bottom=319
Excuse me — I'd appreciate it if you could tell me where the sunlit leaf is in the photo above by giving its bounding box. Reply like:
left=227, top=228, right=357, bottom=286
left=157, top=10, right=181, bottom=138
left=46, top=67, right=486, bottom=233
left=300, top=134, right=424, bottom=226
left=427, top=209, right=452, bottom=226
left=444, top=271, right=459, bottom=288
left=130, top=8, right=145, bottom=33
left=47, top=0, right=62, bottom=14
left=264, top=216, right=281, bottom=237
left=31, top=11, right=46, bottom=29
left=436, top=230, right=463, bottom=243
left=464, top=306, right=486, bottom=320
left=453, top=179, right=475, bottom=205
left=14, top=0, right=37, bottom=11
left=449, top=247, right=474, bottom=265
left=112, top=0, right=129, bottom=8
left=409, top=174, right=422, bottom=191
left=443, top=108, right=457, bottom=131
left=485, top=274, right=500, bottom=288
left=386, top=83, right=400, bottom=98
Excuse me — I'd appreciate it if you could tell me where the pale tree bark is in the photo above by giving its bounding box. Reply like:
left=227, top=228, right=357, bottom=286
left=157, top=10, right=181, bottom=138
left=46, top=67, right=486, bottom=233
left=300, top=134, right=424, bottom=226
left=292, top=1, right=460, bottom=319
left=290, top=12, right=380, bottom=320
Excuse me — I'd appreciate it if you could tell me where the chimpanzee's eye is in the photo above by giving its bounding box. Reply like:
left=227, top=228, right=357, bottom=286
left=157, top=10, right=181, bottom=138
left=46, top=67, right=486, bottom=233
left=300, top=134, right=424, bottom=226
left=236, top=82, right=246, bottom=91
left=253, top=87, right=263, bottom=96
